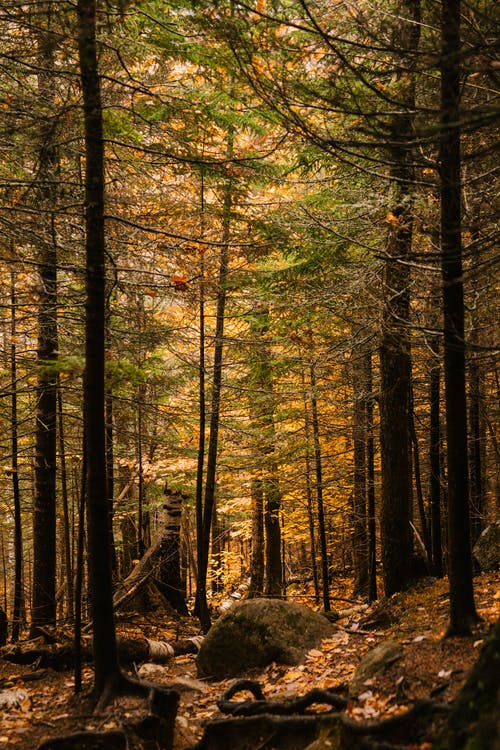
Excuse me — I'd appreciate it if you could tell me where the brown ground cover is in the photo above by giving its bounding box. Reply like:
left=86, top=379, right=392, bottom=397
left=0, top=570, right=498, bottom=749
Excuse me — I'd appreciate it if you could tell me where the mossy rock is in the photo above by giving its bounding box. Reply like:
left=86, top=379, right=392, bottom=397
left=349, top=640, right=403, bottom=697
left=196, top=598, right=334, bottom=679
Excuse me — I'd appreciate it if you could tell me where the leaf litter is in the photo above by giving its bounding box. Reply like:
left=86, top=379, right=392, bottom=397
left=0, top=570, right=498, bottom=748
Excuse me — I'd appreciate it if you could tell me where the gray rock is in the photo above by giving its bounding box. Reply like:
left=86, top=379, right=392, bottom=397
left=196, top=598, right=333, bottom=679
left=473, top=520, right=500, bottom=572
left=349, top=640, right=403, bottom=696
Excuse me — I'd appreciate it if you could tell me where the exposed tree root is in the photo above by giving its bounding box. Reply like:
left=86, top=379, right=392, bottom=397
left=217, top=679, right=348, bottom=716
left=190, top=683, right=449, bottom=750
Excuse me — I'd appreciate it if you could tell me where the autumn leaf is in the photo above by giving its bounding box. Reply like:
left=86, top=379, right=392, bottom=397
left=385, top=211, right=400, bottom=226
left=171, top=274, right=189, bottom=291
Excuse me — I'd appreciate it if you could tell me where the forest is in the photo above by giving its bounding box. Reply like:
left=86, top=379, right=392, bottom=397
left=0, top=0, right=498, bottom=747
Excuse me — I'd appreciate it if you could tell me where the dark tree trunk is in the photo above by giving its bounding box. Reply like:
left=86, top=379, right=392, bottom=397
left=264, top=467, right=282, bottom=598
left=309, top=353, right=329, bottom=611
left=105, top=301, right=117, bottom=578
left=30, top=14, right=59, bottom=637
left=468, top=357, right=483, bottom=546
left=365, top=352, right=377, bottom=602
left=379, top=177, right=413, bottom=597
left=58, top=384, right=74, bottom=620
left=248, top=478, right=264, bottom=598
left=379, top=0, right=420, bottom=596
left=351, top=348, right=369, bottom=598
left=301, top=367, right=320, bottom=604
left=429, top=335, right=443, bottom=577
left=440, top=0, right=478, bottom=635
left=10, top=271, right=24, bottom=642
left=410, top=402, right=432, bottom=563
left=77, top=0, right=123, bottom=697
left=74, top=435, right=86, bottom=694
left=249, top=307, right=282, bottom=599
left=211, top=501, right=226, bottom=595
left=195, top=202, right=207, bottom=620
left=434, top=615, right=500, bottom=749
left=195, top=149, right=233, bottom=632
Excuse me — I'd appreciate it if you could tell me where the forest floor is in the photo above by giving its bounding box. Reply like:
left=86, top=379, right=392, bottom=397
left=0, top=570, right=499, bottom=749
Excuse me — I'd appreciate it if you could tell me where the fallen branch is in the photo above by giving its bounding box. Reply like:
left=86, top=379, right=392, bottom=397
left=2, top=635, right=202, bottom=671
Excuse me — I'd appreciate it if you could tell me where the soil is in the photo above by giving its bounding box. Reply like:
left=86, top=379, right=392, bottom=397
left=0, top=570, right=498, bottom=749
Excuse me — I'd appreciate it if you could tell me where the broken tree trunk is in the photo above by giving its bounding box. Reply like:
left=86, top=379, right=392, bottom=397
left=112, top=486, right=188, bottom=615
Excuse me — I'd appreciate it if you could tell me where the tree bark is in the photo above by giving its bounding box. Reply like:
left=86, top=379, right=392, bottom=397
left=30, top=8, right=59, bottom=637
left=248, top=478, right=265, bottom=598
left=308, top=348, right=329, bottom=611
left=195, top=137, right=233, bottom=631
left=351, top=347, right=369, bottom=598
left=440, top=0, right=478, bottom=634
left=429, top=334, right=443, bottom=577
left=379, top=0, right=420, bottom=597
left=10, top=270, right=24, bottom=641
left=156, top=485, right=188, bottom=614
left=77, top=0, right=123, bottom=698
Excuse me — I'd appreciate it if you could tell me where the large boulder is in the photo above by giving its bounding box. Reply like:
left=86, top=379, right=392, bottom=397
left=196, top=598, right=333, bottom=679
left=473, top=520, right=500, bottom=572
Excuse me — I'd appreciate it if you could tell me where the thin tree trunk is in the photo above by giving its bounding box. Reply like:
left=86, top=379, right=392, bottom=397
left=410, top=406, right=432, bottom=563
left=468, top=357, right=483, bottom=546
left=264, top=461, right=282, bottom=598
left=351, top=348, right=369, bottom=597
left=429, top=334, right=443, bottom=577
left=301, top=365, right=320, bottom=605
left=74, top=437, right=86, bottom=694
left=58, top=384, right=74, bottom=620
left=137, top=385, right=146, bottom=557
left=440, top=0, right=478, bottom=634
left=247, top=306, right=282, bottom=599
left=309, top=351, right=330, bottom=612
left=248, top=478, right=265, bottom=598
left=195, top=139, right=233, bottom=632
left=11, top=270, right=24, bottom=642
left=366, top=352, right=377, bottom=602
left=195, top=170, right=208, bottom=623
left=105, top=300, right=117, bottom=578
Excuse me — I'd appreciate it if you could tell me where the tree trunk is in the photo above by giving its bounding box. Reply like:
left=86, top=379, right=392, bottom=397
left=379, top=0, right=420, bottom=597
left=156, top=485, right=188, bottom=615
left=351, top=348, right=369, bottom=598
left=308, top=351, right=329, bottom=611
left=433, top=615, right=500, bottom=749
left=468, top=357, right=484, bottom=546
left=195, top=144, right=233, bottom=631
left=429, top=334, right=443, bottom=577
left=10, top=270, right=24, bottom=642
left=440, top=0, right=478, bottom=634
left=58, top=384, right=74, bottom=621
left=247, top=305, right=282, bottom=599
left=365, top=352, right=377, bottom=602
left=30, top=12, right=59, bottom=637
left=300, top=366, right=320, bottom=605
left=264, top=467, right=282, bottom=598
left=248, top=478, right=265, bottom=598
left=77, top=0, right=123, bottom=698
